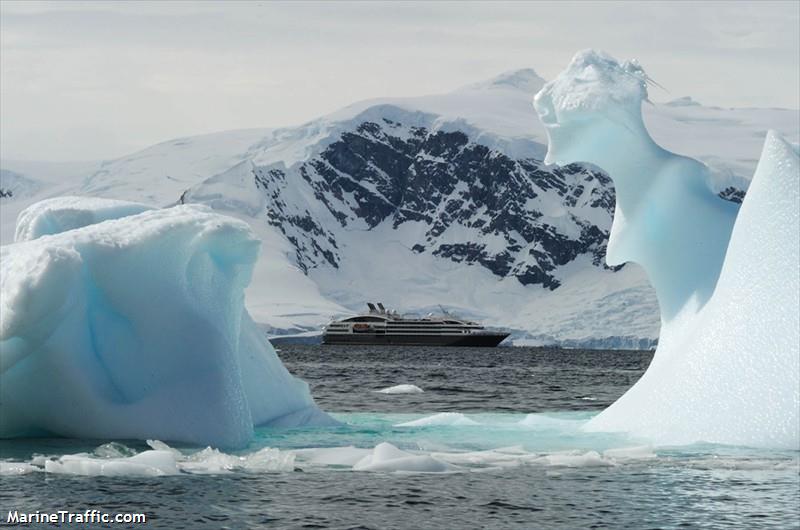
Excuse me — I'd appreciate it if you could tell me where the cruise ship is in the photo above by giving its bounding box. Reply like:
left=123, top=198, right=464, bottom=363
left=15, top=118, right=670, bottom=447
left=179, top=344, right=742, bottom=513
left=322, top=303, right=509, bottom=347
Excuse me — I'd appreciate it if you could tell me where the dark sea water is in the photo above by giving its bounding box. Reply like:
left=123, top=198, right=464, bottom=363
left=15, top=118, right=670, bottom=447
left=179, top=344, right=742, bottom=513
left=2, top=345, right=798, bottom=529
left=288, top=345, right=652, bottom=414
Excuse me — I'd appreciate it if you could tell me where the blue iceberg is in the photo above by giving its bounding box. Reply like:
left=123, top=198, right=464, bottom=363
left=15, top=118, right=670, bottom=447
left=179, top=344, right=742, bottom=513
left=535, top=50, right=799, bottom=448
left=1, top=199, right=332, bottom=448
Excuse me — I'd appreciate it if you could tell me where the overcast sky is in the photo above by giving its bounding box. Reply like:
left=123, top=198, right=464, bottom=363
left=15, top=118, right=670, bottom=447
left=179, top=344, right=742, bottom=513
left=1, top=1, right=798, bottom=162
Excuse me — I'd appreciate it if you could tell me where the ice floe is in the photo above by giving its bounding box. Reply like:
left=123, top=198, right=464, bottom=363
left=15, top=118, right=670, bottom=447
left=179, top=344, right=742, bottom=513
left=376, top=384, right=424, bottom=394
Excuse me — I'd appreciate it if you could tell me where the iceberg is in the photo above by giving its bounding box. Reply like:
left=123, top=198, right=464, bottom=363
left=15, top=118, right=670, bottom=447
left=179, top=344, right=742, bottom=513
left=14, top=196, right=154, bottom=242
left=1, top=200, right=333, bottom=448
left=534, top=50, right=799, bottom=448
left=534, top=50, right=739, bottom=321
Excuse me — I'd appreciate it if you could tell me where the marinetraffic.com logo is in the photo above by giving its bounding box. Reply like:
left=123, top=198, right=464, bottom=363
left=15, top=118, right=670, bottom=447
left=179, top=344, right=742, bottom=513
left=5, top=509, right=147, bottom=525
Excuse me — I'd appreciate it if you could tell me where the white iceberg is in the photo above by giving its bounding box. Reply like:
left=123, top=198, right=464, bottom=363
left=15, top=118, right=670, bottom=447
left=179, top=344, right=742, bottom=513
left=534, top=50, right=799, bottom=448
left=375, top=384, right=424, bottom=394
left=0, top=200, right=333, bottom=448
left=534, top=50, right=739, bottom=322
left=14, top=196, right=154, bottom=242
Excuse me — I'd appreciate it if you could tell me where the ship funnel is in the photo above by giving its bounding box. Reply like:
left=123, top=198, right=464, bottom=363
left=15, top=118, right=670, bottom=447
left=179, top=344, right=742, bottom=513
left=377, top=302, right=386, bottom=313
left=367, top=302, right=377, bottom=313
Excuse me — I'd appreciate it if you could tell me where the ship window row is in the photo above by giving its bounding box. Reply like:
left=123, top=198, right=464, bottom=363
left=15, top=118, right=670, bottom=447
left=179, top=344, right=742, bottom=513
left=389, top=324, right=480, bottom=328
left=326, top=330, right=471, bottom=335
left=353, top=329, right=469, bottom=335
left=329, top=322, right=482, bottom=329
left=330, top=321, right=474, bottom=326
left=384, top=322, right=468, bottom=326
left=329, top=323, right=480, bottom=329
left=386, top=325, right=482, bottom=331
left=328, top=325, right=482, bottom=331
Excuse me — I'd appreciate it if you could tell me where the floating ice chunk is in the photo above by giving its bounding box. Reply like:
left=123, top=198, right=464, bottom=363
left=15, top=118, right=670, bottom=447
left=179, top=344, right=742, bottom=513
left=14, top=196, right=153, bottom=242
left=376, top=384, right=424, bottom=394
left=177, top=446, right=295, bottom=474
left=434, top=447, right=621, bottom=469
left=352, top=442, right=454, bottom=473
left=0, top=200, right=331, bottom=448
left=293, top=446, right=373, bottom=467
left=0, top=461, right=38, bottom=475
left=293, top=443, right=655, bottom=472
left=174, top=447, right=239, bottom=474
left=44, top=450, right=180, bottom=477
left=295, top=444, right=536, bottom=471
left=429, top=446, right=534, bottom=468
left=241, top=447, right=296, bottom=472
left=3, top=440, right=295, bottom=477
left=94, top=442, right=138, bottom=459
left=396, top=412, right=480, bottom=427
left=539, top=450, right=613, bottom=468
left=146, top=439, right=183, bottom=457
left=535, top=50, right=799, bottom=449
left=238, top=447, right=295, bottom=472
left=2, top=442, right=451, bottom=475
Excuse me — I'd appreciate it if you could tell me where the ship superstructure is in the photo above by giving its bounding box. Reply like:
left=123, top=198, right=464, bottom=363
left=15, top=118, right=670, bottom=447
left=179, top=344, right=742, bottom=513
left=323, top=303, right=509, bottom=347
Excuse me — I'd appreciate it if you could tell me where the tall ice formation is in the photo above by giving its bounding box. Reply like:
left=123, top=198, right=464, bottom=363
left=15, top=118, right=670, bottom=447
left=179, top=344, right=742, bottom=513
left=0, top=198, right=332, bottom=448
left=534, top=50, right=799, bottom=448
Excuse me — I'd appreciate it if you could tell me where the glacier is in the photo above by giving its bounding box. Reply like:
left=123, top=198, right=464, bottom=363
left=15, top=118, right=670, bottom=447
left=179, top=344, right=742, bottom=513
left=0, top=199, right=332, bottom=448
left=534, top=49, right=799, bottom=448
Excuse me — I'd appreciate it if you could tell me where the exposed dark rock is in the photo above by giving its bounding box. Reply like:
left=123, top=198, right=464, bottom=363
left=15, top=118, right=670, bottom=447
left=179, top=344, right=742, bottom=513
left=238, top=119, right=617, bottom=287
left=718, top=186, right=746, bottom=204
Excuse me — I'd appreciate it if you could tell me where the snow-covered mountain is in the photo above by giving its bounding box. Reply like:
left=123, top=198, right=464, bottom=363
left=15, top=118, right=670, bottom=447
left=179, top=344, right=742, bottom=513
left=0, top=169, right=42, bottom=200
left=2, top=68, right=797, bottom=347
